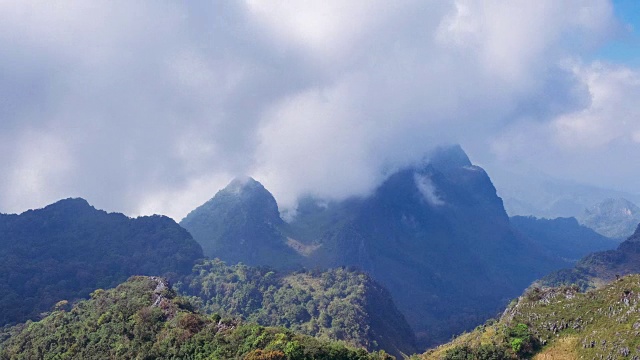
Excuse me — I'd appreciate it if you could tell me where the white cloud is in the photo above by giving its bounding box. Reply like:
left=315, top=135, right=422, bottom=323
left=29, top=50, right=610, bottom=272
left=554, top=63, right=640, bottom=149
left=414, top=173, right=445, bottom=206
left=0, top=0, right=635, bottom=219
left=1, top=129, right=74, bottom=212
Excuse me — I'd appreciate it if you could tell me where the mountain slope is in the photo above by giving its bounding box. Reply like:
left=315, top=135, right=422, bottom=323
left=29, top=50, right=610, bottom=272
left=0, top=276, right=393, bottom=360
left=285, top=146, right=568, bottom=347
left=179, top=259, right=417, bottom=358
left=183, top=145, right=569, bottom=348
left=0, top=198, right=203, bottom=326
left=578, top=198, right=640, bottom=239
left=423, top=274, right=640, bottom=359
left=510, top=216, right=617, bottom=262
left=541, top=223, right=640, bottom=289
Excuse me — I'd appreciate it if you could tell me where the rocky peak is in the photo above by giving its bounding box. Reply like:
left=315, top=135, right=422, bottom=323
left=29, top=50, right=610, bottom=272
left=224, top=176, right=263, bottom=195
left=42, top=198, right=93, bottom=213
left=422, top=144, right=472, bottom=173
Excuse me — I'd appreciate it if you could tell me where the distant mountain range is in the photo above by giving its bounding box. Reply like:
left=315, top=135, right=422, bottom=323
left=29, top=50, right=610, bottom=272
left=490, top=168, right=640, bottom=219
left=181, top=145, right=572, bottom=347
left=510, top=215, right=617, bottom=262
left=577, top=197, right=640, bottom=239
left=540, top=223, right=640, bottom=290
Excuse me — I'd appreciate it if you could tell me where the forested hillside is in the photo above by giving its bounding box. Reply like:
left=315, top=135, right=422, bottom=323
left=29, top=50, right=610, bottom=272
left=0, top=276, right=393, bottom=360
left=0, top=198, right=203, bottom=326
left=179, top=259, right=417, bottom=357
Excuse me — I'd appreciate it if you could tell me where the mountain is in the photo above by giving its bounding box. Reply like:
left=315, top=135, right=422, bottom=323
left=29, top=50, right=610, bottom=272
left=510, top=216, right=617, bottom=262
left=183, top=145, right=568, bottom=348
left=488, top=167, right=640, bottom=219
left=0, top=276, right=393, bottom=360
left=0, top=198, right=203, bottom=326
left=423, top=274, right=640, bottom=359
left=180, top=177, right=303, bottom=269
left=179, top=259, right=417, bottom=358
left=578, top=198, right=640, bottom=239
left=540, top=223, right=640, bottom=290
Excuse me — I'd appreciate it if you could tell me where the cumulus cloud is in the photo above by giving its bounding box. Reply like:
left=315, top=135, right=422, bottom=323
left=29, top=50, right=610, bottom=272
left=492, top=60, right=640, bottom=192
left=0, top=0, right=636, bottom=219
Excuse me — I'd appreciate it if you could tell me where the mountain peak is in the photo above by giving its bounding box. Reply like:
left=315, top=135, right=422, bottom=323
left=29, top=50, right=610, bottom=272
left=41, top=198, right=94, bottom=213
left=423, top=144, right=472, bottom=172
left=590, top=198, right=640, bottom=215
left=180, top=176, right=296, bottom=265
left=580, top=197, right=640, bottom=239
left=224, top=176, right=263, bottom=195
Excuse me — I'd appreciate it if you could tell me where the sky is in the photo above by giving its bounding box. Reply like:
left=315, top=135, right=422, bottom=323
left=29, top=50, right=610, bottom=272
left=0, top=0, right=639, bottom=221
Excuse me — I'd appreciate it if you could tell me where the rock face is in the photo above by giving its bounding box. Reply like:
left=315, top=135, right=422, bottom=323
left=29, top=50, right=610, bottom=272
left=182, top=145, right=568, bottom=347
left=0, top=198, right=204, bottom=326
left=510, top=215, right=617, bottom=262
left=578, top=198, right=640, bottom=239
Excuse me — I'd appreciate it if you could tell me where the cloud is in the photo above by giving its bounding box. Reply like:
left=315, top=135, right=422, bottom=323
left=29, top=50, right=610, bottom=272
left=414, top=173, right=445, bottom=206
left=491, top=60, right=640, bottom=193
left=554, top=63, right=640, bottom=149
left=0, top=0, right=635, bottom=219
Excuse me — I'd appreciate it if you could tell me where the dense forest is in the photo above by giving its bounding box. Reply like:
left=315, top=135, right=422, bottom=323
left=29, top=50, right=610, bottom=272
left=179, top=259, right=417, bottom=357
left=0, top=198, right=203, bottom=326
left=0, top=276, right=393, bottom=360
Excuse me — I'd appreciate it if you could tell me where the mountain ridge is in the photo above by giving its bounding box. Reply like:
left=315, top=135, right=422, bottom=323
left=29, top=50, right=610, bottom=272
left=0, top=197, right=204, bottom=326
left=540, top=223, right=640, bottom=290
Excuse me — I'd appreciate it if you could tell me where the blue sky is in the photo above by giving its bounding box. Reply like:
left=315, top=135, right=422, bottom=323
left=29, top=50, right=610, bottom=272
left=598, top=0, right=640, bottom=66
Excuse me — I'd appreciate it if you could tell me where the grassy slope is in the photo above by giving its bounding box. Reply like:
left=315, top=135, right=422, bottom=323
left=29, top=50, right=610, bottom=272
left=422, top=274, right=640, bottom=359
